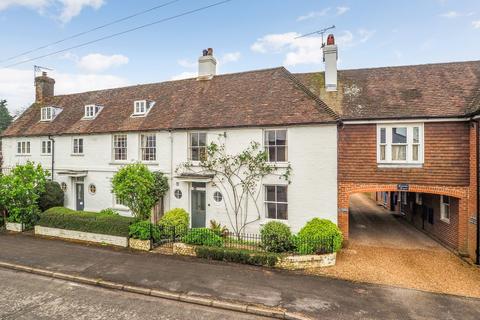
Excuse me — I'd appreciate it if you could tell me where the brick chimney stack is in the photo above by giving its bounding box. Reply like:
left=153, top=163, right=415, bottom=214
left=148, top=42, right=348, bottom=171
left=35, top=71, right=55, bottom=102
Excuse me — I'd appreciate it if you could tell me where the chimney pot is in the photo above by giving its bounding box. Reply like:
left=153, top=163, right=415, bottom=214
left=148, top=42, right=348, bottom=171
left=323, top=34, right=338, bottom=92
left=198, top=47, right=217, bottom=80
left=35, top=72, right=55, bottom=102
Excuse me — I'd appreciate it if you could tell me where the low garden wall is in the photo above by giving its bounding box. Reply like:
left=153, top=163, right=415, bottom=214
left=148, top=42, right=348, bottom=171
left=6, top=222, right=24, bottom=232
left=170, top=242, right=336, bottom=269
left=35, top=225, right=129, bottom=247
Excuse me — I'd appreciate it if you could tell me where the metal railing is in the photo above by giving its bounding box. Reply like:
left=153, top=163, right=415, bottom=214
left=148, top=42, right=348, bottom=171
left=152, top=225, right=336, bottom=255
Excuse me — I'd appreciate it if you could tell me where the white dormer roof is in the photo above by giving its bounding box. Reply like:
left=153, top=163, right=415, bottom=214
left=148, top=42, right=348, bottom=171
left=83, top=104, right=103, bottom=120
left=40, top=106, right=62, bottom=122
left=132, top=100, right=155, bottom=117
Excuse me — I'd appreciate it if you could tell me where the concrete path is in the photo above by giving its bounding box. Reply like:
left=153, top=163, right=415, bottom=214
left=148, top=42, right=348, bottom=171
left=1, top=233, right=480, bottom=319
left=309, top=194, right=480, bottom=299
left=0, top=268, right=266, bottom=320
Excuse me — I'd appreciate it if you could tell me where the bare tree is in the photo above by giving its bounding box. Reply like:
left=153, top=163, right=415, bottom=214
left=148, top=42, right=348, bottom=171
left=177, top=141, right=292, bottom=236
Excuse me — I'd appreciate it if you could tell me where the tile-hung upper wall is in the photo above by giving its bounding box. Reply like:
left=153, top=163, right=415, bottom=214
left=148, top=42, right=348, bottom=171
left=338, top=122, right=471, bottom=186
left=0, top=124, right=338, bottom=233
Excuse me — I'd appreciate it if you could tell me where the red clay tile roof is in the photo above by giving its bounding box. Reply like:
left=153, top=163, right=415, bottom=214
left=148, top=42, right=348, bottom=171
left=295, top=61, right=480, bottom=120
left=2, top=67, right=339, bottom=137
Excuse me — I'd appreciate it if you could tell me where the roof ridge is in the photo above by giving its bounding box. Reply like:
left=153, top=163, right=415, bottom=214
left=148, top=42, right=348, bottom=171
left=294, top=60, right=480, bottom=75
left=51, top=67, right=286, bottom=99
left=280, top=67, right=340, bottom=122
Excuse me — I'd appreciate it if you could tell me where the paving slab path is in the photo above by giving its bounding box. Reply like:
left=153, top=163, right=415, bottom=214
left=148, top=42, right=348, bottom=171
left=309, top=194, right=480, bottom=298
left=0, top=232, right=480, bottom=319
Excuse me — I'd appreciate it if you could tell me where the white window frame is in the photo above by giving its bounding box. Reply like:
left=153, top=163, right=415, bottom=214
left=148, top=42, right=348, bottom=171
left=41, top=140, right=52, bottom=155
left=40, top=107, right=54, bottom=121
left=72, top=138, right=84, bottom=155
left=84, top=104, right=101, bottom=119
left=415, top=193, right=422, bottom=205
left=133, top=100, right=147, bottom=115
left=189, top=132, right=207, bottom=161
left=112, top=134, right=128, bottom=161
left=377, top=123, right=424, bottom=165
left=113, top=195, right=128, bottom=210
left=140, top=133, right=156, bottom=161
left=16, top=141, right=31, bottom=155
left=440, top=195, right=451, bottom=223
left=264, top=129, right=288, bottom=163
left=264, top=185, right=288, bottom=220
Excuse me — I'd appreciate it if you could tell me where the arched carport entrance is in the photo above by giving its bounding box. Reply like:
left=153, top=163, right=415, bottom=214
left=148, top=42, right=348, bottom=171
left=338, top=182, right=471, bottom=255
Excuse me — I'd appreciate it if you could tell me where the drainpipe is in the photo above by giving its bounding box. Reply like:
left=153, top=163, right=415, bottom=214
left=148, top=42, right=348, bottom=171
left=476, top=120, right=479, bottom=265
left=48, top=135, right=55, bottom=181
left=169, top=130, right=174, bottom=212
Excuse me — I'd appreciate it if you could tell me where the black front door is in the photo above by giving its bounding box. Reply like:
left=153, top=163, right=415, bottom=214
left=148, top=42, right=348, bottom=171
left=76, top=183, right=84, bottom=211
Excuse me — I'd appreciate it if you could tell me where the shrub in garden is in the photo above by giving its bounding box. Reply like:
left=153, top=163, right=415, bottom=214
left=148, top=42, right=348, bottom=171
left=294, top=218, right=343, bottom=254
left=195, top=246, right=278, bottom=267
left=38, top=207, right=134, bottom=237
left=129, top=220, right=160, bottom=241
left=99, top=208, right=119, bottom=216
left=158, top=208, right=189, bottom=237
left=0, top=162, right=48, bottom=227
left=38, top=181, right=64, bottom=212
left=209, top=220, right=229, bottom=237
left=260, top=221, right=294, bottom=253
left=111, top=163, right=156, bottom=220
left=182, top=228, right=223, bottom=247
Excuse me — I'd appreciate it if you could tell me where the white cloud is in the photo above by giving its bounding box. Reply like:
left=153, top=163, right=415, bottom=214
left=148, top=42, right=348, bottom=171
left=358, top=29, right=375, bottom=43
left=336, top=6, right=350, bottom=15
left=177, top=59, right=196, bottom=68
left=58, top=0, right=104, bottom=23
left=473, top=20, right=480, bottom=29
left=0, top=0, right=105, bottom=22
left=170, top=71, right=196, bottom=81
left=296, top=8, right=330, bottom=21
left=440, top=11, right=475, bottom=18
left=221, top=52, right=241, bottom=64
left=0, top=67, right=129, bottom=113
left=250, top=29, right=369, bottom=66
left=0, top=0, right=49, bottom=11
left=77, top=53, right=129, bottom=72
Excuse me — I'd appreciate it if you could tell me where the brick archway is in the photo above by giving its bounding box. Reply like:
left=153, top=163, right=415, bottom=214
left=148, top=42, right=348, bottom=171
left=338, top=182, right=470, bottom=253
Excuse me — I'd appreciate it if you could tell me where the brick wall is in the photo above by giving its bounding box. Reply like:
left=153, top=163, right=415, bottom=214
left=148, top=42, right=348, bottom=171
left=403, top=193, right=459, bottom=249
left=338, top=122, right=470, bottom=186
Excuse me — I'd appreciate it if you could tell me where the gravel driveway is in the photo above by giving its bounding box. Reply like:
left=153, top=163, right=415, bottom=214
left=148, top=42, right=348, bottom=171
left=307, top=193, right=480, bottom=298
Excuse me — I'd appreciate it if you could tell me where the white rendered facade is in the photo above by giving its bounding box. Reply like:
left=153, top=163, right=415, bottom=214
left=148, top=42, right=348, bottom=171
left=1, top=124, right=338, bottom=233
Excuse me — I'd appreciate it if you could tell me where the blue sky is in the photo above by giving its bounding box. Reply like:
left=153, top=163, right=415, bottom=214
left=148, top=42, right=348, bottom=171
left=0, top=0, right=479, bottom=112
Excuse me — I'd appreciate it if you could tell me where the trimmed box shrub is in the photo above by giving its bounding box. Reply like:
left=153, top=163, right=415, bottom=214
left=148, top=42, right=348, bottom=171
left=182, top=228, right=223, bottom=247
left=38, top=181, right=64, bottom=212
left=260, top=221, right=294, bottom=253
left=158, top=208, right=189, bottom=237
left=196, top=246, right=278, bottom=267
left=37, top=207, right=135, bottom=237
left=129, top=220, right=160, bottom=241
left=294, top=218, right=343, bottom=254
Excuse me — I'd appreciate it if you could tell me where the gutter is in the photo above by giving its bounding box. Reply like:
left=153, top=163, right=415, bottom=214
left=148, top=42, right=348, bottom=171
left=48, top=135, right=55, bottom=181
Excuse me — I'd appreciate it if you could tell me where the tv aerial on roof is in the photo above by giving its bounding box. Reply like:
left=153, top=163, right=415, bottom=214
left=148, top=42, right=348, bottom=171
left=33, top=65, right=53, bottom=86
left=295, top=25, right=336, bottom=47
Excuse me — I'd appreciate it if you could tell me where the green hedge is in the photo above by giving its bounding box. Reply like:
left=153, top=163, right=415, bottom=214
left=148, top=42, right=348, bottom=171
left=182, top=228, right=223, bottom=247
left=38, top=207, right=135, bottom=237
left=195, top=246, right=278, bottom=267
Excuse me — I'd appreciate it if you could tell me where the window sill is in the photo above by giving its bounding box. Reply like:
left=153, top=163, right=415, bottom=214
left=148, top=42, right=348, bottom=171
left=377, top=163, right=423, bottom=169
left=109, top=161, right=129, bottom=165
left=40, top=154, right=52, bottom=156
left=440, top=218, right=450, bottom=224
left=71, top=154, right=84, bottom=157
left=267, top=161, right=289, bottom=167
left=15, top=154, right=31, bottom=157
left=260, top=218, right=289, bottom=225
left=140, top=161, right=159, bottom=165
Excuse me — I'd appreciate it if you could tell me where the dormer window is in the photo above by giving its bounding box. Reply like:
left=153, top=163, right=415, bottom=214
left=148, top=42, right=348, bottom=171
left=41, top=107, right=54, bottom=121
left=40, top=106, right=62, bottom=122
left=84, top=104, right=102, bottom=119
left=134, top=100, right=147, bottom=115
left=132, top=100, right=154, bottom=117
